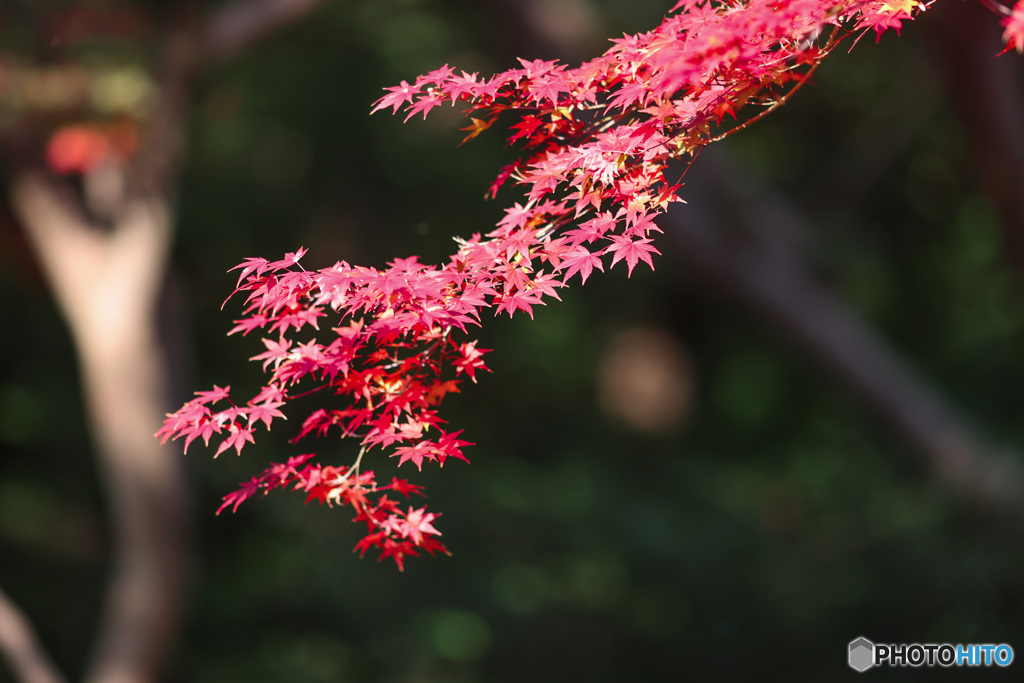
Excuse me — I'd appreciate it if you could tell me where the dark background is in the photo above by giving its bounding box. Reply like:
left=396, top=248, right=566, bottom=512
left=2, top=0, right=1024, bottom=680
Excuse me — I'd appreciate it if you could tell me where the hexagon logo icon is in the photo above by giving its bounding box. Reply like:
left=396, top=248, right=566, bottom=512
left=849, top=637, right=875, bottom=672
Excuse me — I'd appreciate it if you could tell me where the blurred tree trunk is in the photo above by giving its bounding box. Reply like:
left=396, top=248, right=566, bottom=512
left=0, top=1, right=329, bottom=681
left=7, top=24, right=196, bottom=682
left=11, top=176, right=186, bottom=683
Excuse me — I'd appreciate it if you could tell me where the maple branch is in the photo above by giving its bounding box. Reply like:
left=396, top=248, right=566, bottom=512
left=669, top=149, right=1024, bottom=514
left=0, top=586, right=67, bottom=683
left=708, top=42, right=835, bottom=145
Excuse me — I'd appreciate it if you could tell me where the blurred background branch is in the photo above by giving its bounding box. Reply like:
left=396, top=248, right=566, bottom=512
left=0, top=586, right=66, bottom=683
left=204, top=0, right=330, bottom=62
left=672, top=149, right=1024, bottom=513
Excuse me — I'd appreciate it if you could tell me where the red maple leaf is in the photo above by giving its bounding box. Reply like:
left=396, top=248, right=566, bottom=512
left=434, top=430, right=471, bottom=466
left=1002, top=0, right=1024, bottom=55
left=393, top=441, right=436, bottom=470
left=371, top=80, right=419, bottom=114
left=559, top=246, right=605, bottom=284
left=387, top=477, right=426, bottom=498
left=377, top=538, right=419, bottom=571
left=216, top=477, right=263, bottom=515
left=247, top=400, right=285, bottom=430
left=605, top=235, right=659, bottom=276
left=395, top=506, right=441, bottom=545
left=215, top=423, right=256, bottom=457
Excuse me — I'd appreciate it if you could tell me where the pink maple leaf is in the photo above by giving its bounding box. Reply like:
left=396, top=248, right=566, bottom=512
left=216, top=477, right=263, bottom=515
left=215, top=423, right=256, bottom=457
left=371, top=80, right=419, bottom=114
left=606, top=235, right=660, bottom=276
left=396, top=506, right=441, bottom=545
left=393, top=441, right=436, bottom=471
left=559, top=246, right=605, bottom=284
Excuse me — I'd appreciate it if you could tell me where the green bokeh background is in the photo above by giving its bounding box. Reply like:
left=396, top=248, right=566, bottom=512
left=2, top=0, right=1023, bottom=680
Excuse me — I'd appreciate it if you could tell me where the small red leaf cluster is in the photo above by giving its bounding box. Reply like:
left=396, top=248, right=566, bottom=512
left=46, top=121, right=138, bottom=174
left=161, top=0, right=931, bottom=569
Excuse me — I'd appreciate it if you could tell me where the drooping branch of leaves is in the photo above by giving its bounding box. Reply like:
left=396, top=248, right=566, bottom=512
left=161, top=0, right=1024, bottom=570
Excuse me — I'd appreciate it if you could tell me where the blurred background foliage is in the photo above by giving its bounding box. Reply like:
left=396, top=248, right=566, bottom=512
left=2, top=0, right=1024, bottom=681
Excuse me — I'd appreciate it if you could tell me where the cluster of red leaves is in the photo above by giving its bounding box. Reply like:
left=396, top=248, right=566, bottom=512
left=46, top=121, right=139, bottom=174
left=160, top=0, right=938, bottom=569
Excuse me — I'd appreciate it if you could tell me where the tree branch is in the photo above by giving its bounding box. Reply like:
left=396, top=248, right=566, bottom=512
left=203, top=0, right=330, bottom=62
left=129, top=0, right=332, bottom=197
left=0, top=586, right=67, bottom=683
left=668, top=149, right=1024, bottom=513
